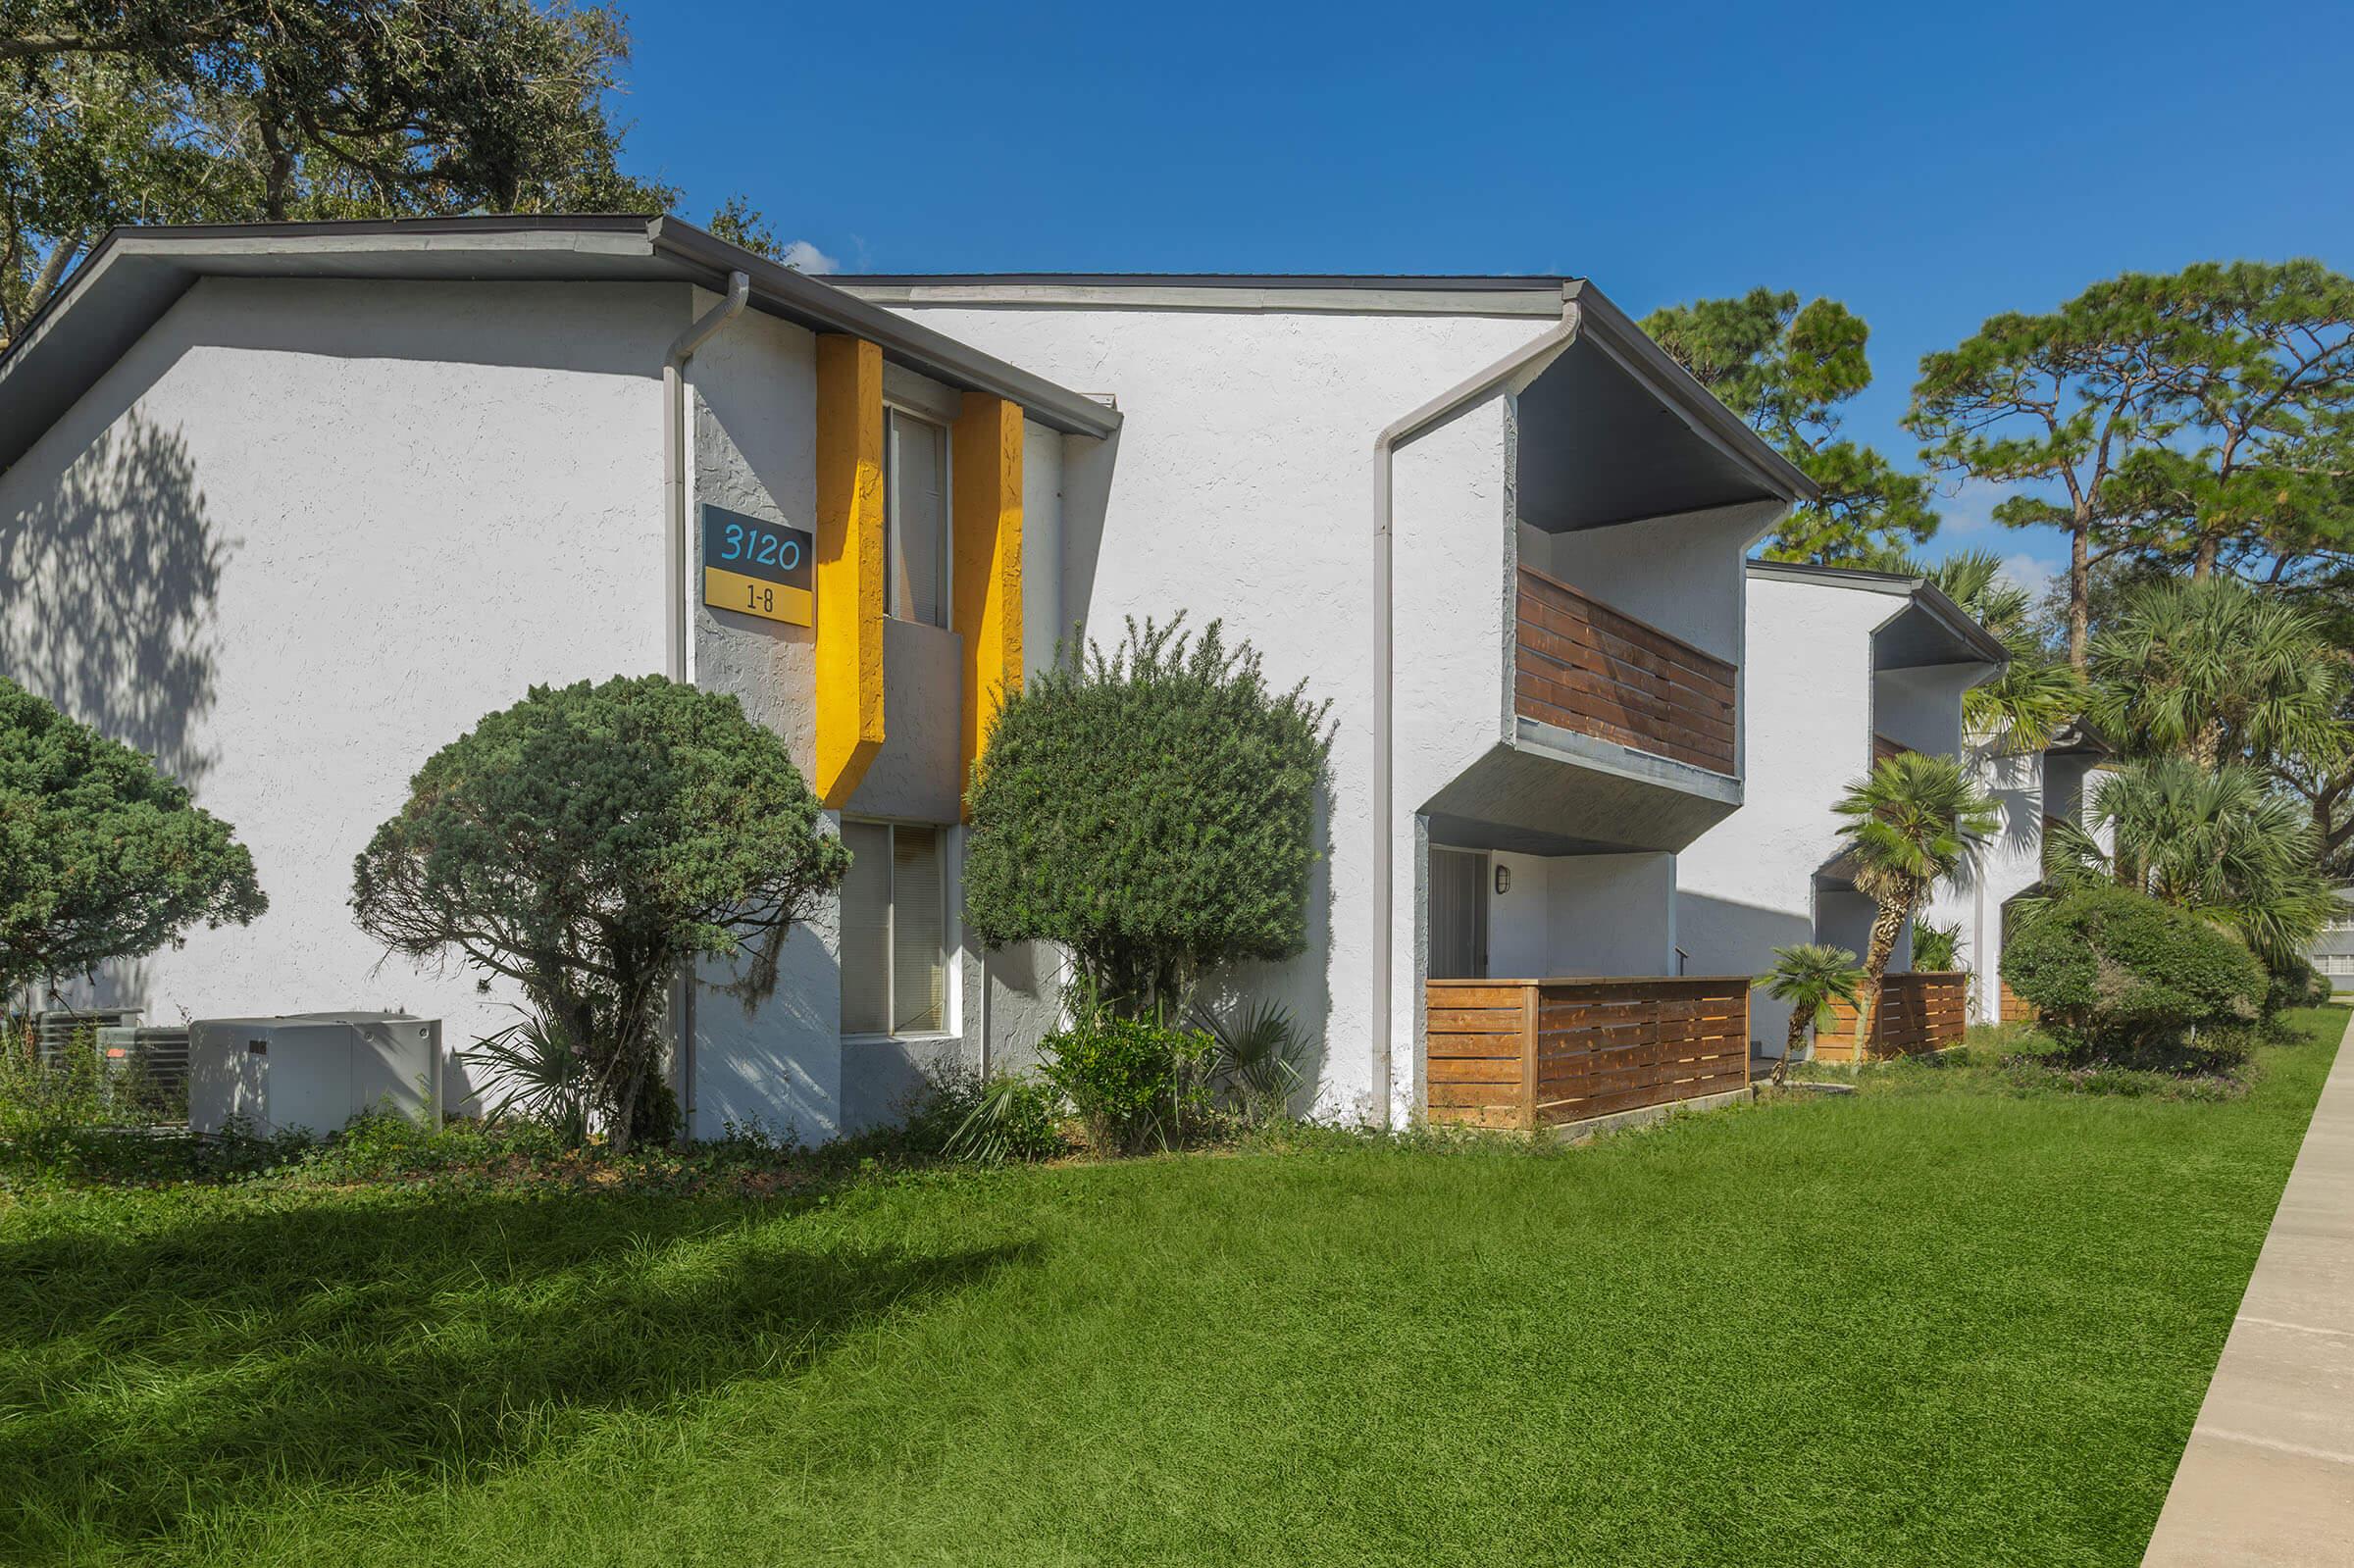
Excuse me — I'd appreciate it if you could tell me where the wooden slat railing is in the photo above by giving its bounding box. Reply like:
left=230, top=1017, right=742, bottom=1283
left=1426, top=977, right=1750, bottom=1131
left=1813, top=971, right=1970, bottom=1062
left=1998, top=978, right=2038, bottom=1025
left=1514, top=566, right=1737, bottom=776
left=1871, top=733, right=1911, bottom=767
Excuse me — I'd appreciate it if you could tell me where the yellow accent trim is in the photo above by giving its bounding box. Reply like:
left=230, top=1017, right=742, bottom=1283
left=703, top=568, right=812, bottom=627
left=952, top=393, right=1024, bottom=819
left=815, top=335, right=886, bottom=807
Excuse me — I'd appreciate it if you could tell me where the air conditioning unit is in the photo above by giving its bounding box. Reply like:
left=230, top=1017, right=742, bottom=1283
left=94, top=1026, right=193, bottom=1124
left=188, top=1013, right=442, bottom=1138
left=28, top=1008, right=144, bottom=1067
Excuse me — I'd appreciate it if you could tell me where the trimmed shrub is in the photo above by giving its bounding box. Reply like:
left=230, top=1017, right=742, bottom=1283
left=1037, top=1012, right=1213, bottom=1156
left=352, top=676, right=845, bottom=1153
left=2263, top=954, right=2331, bottom=1017
left=1, top=678, right=266, bottom=999
left=2002, top=887, right=2265, bottom=1068
left=963, top=616, right=1331, bottom=1021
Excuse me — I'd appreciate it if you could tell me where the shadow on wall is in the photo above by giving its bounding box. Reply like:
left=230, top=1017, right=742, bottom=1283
left=0, top=414, right=228, bottom=789
left=1191, top=774, right=1337, bottom=1116
left=1056, top=427, right=1118, bottom=651
left=1674, top=892, right=1814, bottom=1057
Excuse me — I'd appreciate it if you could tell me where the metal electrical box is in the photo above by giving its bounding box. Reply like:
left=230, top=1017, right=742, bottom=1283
left=187, top=1012, right=442, bottom=1137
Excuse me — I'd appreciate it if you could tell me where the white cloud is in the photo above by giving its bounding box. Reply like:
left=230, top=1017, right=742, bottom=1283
left=780, top=239, right=840, bottom=275
left=1922, top=477, right=2067, bottom=585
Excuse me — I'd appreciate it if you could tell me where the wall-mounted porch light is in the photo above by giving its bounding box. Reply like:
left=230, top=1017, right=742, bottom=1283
left=1495, top=863, right=1511, bottom=895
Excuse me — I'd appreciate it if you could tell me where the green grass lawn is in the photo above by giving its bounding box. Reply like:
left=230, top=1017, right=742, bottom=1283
left=4, top=1005, right=2344, bottom=1568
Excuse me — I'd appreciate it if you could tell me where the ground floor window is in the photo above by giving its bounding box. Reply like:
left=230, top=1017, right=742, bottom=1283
left=2318, top=954, right=2354, bottom=978
left=841, top=820, right=948, bottom=1036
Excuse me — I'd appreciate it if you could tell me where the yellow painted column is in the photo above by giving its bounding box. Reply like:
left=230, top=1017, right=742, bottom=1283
left=952, top=392, right=1024, bottom=815
left=814, top=335, right=886, bottom=807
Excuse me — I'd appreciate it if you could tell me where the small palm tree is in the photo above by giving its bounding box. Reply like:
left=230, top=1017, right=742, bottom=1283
left=1930, top=550, right=2085, bottom=753
left=2039, top=757, right=2333, bottom=969
left=1756, top=944, right=1866, bottom=1086
left=1833, top=752, right=2001, bottom=1055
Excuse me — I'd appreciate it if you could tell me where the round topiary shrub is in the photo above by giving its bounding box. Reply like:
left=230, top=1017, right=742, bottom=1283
left=2002, top=886, right=2266, bottom=1068
left=963, top=615, right=1331, bottom=1022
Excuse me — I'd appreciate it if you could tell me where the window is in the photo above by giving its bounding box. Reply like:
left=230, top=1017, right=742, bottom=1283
left=883, top=408, right=948, bottom=628
left=841, top=821, right=948, bottom=1036
left=2320, top=954, right=2354, bottom=978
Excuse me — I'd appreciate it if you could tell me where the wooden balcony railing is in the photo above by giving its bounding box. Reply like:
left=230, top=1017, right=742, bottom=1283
left=1812, top=971, right=1969, bottom=1062
left=1514, top=567, right=1737, bottom=776
left=1426, top=977, right=1750, bottom=1131
left=1871, top=733, right=1911, bottom=766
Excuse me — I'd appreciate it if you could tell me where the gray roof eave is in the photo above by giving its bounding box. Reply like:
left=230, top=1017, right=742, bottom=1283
left=0, top=215, right=1120, bottom=473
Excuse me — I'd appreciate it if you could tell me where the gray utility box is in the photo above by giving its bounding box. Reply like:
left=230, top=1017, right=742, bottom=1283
left=188, top=1013, right=442, bottom=1137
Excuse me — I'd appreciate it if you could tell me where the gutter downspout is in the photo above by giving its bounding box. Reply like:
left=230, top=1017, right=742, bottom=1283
left=1370, top=301, right=1581, bottom=1128
left=662, top=270, right=749, bottom=1136
left=665, top=271, right=750, bottom=680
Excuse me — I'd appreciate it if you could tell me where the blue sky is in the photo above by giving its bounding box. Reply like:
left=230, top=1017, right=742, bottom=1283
left=619, top=0, right=2354, bottom=584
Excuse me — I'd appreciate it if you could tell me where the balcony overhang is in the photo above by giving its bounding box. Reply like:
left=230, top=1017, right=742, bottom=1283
left=1422, top=722, right=1742, bottom=856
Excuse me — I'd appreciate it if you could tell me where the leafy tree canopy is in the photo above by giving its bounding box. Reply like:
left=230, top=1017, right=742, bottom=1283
left=1643, top=287, right=1937, bottom=564
left=0, top=676, right=265, bottom=1000
left=0, top=0, right=783, bottom=346
left=962, top=616, right=1332, bottom=1023
left=351, top=676, right=845, bottom=1151
left=1909, top=260, right=2354, bottom=671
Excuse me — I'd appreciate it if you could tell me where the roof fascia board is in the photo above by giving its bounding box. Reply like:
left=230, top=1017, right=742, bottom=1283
left=1755, top=560, right=2009, bottom=668
left=647, top=219, right=1119, bottom=437
left=840, top=280, right=1568, bottom=318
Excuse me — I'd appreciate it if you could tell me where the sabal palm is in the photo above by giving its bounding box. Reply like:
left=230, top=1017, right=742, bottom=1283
left=1930, top=549, right=2085, bottom=753
left=1833, top=751, right=2000, bottom=1054
left=2086, top=576, right=2348, bottom=770
left=2042, top=758, right=2333, bottom=969
left=1755, top=943, right=1866, bottom=1086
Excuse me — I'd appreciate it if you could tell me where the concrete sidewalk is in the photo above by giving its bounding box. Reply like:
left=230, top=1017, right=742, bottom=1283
left=2143, top=1010, right=2354, bottom=1567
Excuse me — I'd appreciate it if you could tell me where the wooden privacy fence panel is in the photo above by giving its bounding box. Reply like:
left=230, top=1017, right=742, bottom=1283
left=1998, top=978, right=2038, bottom=1025
left=1426, top=977, right=1750, bottom=1131
left=1814, top=971, right=1970, bottom=1062
left=1514, top=567, right=1738, bottom=777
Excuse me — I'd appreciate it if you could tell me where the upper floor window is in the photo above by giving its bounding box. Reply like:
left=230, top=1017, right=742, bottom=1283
left=884, top=408, right=948, bottom=628
left=840, top=820, right=948, bottom=1037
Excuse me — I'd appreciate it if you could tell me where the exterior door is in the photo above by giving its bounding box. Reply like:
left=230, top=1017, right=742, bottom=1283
left=1428, top=847, right=1489, bottom=980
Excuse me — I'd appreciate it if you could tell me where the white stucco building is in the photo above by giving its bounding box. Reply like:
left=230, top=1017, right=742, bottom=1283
left=1, top=217, right=1828, bottom=1138
left=1675, top=562, right=2004, bottom=1055
left=1925, top=722, right=2111, bottom=1024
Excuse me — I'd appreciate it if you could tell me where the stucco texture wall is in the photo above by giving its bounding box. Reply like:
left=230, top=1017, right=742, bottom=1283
left=0, top=276, right=677, bottom=1054
left=685, top=310, right=1071, bottom=1138
left=875, top=303, right=1553, bottom=1122
left=1674, top=575, right=1878, bottom=1050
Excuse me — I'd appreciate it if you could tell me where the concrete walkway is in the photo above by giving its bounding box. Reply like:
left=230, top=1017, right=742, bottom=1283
left=2143, top=1011, right=2354, bottom=1567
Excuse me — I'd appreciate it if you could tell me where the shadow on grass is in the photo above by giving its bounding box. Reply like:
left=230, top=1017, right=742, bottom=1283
left=0, top=1189, right=1024, bottom=1555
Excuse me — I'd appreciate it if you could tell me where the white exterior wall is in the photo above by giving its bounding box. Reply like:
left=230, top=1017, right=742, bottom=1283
left=1674, top=575, right=1878, bottom=1051
left=1483, top=850, right=1677, bottom=980
left=871, top=302, right=1558, bottom=1121
left=683, top=298, right=1070, bottom=1139
left=0, top=277, right=678, bottom=1055
left=1925, top=738, right=2043, bottom=1023
left=1924, top=743, right=2108, bottom=1024
left=1874, top=664, right=1973, bottom=759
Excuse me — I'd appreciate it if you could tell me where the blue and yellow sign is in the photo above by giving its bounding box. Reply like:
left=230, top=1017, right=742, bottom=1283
left=703, top=504, right=814, bottom=627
